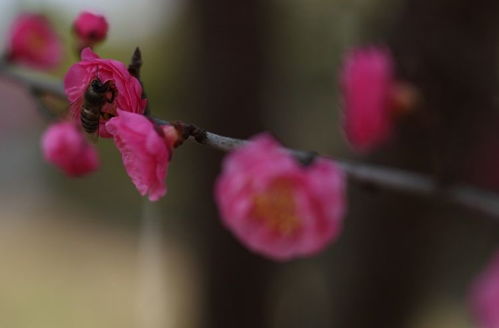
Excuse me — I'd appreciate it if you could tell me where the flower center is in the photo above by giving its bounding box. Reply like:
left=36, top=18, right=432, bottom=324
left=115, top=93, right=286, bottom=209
left=250, top=178, right=301, bottom=236
left=27, top=31, right=46, bottom=52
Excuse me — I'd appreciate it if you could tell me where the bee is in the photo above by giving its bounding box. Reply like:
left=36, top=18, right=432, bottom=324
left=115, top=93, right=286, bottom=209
left=80, top=79, right=117, bottom=137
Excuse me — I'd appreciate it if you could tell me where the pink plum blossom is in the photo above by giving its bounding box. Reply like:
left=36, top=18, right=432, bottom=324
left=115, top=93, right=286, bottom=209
left=106, top=110, right=173, bottom=201
left=41, top=121, right=99, bottom=177
left=73, top=11, right=108, bottom=45
left=470, top=251, right=499, bottom=328
left=215, top=133, right=346, bottom=261
left=64, top=48, right=146, bottom=137
left=340, top=47, right=396, bottom=152
left=7, top=13, right=63, bottom=70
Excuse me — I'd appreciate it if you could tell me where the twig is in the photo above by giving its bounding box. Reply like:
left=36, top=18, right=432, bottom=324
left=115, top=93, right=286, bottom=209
left=2, top=68, right=499, bottom=219
left=0, top=66, right=65, bottom=98
left=163, top=124, right=499, bottom=219
left=30, top=87, right=59, bottom=120
left=337, top=160, right=499, bottom=217
left=128, top=47, right=150, bottom=116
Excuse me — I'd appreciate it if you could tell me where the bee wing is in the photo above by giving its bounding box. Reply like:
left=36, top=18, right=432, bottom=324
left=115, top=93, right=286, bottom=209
left=69, top=98, right=83, bottom=121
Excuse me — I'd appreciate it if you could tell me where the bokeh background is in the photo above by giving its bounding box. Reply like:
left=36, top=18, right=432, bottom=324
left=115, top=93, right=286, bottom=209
left=0, top=0, right=498, bottom=327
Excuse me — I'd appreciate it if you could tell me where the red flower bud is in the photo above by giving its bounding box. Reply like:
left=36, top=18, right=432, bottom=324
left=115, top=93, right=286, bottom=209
left=41, top=121, right=99, bottom=177
left=73, top=11, right=108, bottom=45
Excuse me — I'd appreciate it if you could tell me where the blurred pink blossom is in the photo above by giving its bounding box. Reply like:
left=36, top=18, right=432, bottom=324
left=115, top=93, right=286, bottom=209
left=106, top=110, right=173, bottom=201
left=215, top=133, right=346, bottom=261
left=340, top=47, right=396, bottom=152
left=41, top=121, right=99, bottom=177
left=470, top=251, right=499, bottom=328
left=73, top=11, right=108, bottom=45
left=7, top=13, right=63, bottom=70
left=64, top=48, right=146, bottom=137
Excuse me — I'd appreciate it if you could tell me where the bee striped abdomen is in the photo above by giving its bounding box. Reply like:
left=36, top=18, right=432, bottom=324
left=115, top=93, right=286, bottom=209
left=80, top=79, right=117, bottom=137
left=81, top=105, right=100, bottom=134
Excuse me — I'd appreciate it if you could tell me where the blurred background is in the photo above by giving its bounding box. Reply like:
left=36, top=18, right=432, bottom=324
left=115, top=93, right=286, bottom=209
left=0, top=0, right=499, bottom=327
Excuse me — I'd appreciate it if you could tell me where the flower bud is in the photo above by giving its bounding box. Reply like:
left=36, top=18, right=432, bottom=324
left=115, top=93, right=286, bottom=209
left=73, top=11, right=108, bottom=46
left=340, top=46, right=418, bottom=153
left=41, top=121, right=99, bottom=177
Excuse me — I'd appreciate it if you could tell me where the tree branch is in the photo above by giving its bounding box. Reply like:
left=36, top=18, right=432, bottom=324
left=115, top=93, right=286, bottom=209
left=2, top=68, right=499, bottom=219
left=0, top=65, right=65, bottom=98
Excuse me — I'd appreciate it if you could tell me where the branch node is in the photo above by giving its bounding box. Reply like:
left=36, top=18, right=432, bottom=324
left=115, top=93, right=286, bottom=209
left=170, top=121, right=208, bottom=147
left=191, top=126, right=207, bottom=144
left=298, top=151, right=319, bottom=166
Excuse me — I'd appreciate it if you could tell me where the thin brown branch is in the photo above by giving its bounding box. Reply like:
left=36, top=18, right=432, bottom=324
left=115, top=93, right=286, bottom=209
left=2, top=68, right=499, bottom=219
left=167, top=124, right=499, bottom=219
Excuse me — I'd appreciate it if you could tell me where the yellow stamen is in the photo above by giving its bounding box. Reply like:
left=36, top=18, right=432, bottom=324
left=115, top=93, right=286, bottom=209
left=250, top=178, right=301, bottom=236
left=27, top=31, right=46, bottom=51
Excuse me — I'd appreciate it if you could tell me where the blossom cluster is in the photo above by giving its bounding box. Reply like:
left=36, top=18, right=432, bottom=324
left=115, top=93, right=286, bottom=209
left=0, top=8, right=422, bottom=263
left=6, top=15, right=497, bottom=320
left=4, top=7, right=499, bottom=328
left=6, top=11, right=173, bottom=201
left=55, top=46, right=172, bottom=201
left=3, top=10, right=353, bottom=261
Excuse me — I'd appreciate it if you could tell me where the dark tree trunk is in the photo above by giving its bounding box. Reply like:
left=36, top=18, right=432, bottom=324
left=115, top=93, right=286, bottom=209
left=333, top=0, right=499, bottom=327
left=190, top=1, right=274, bottom=327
